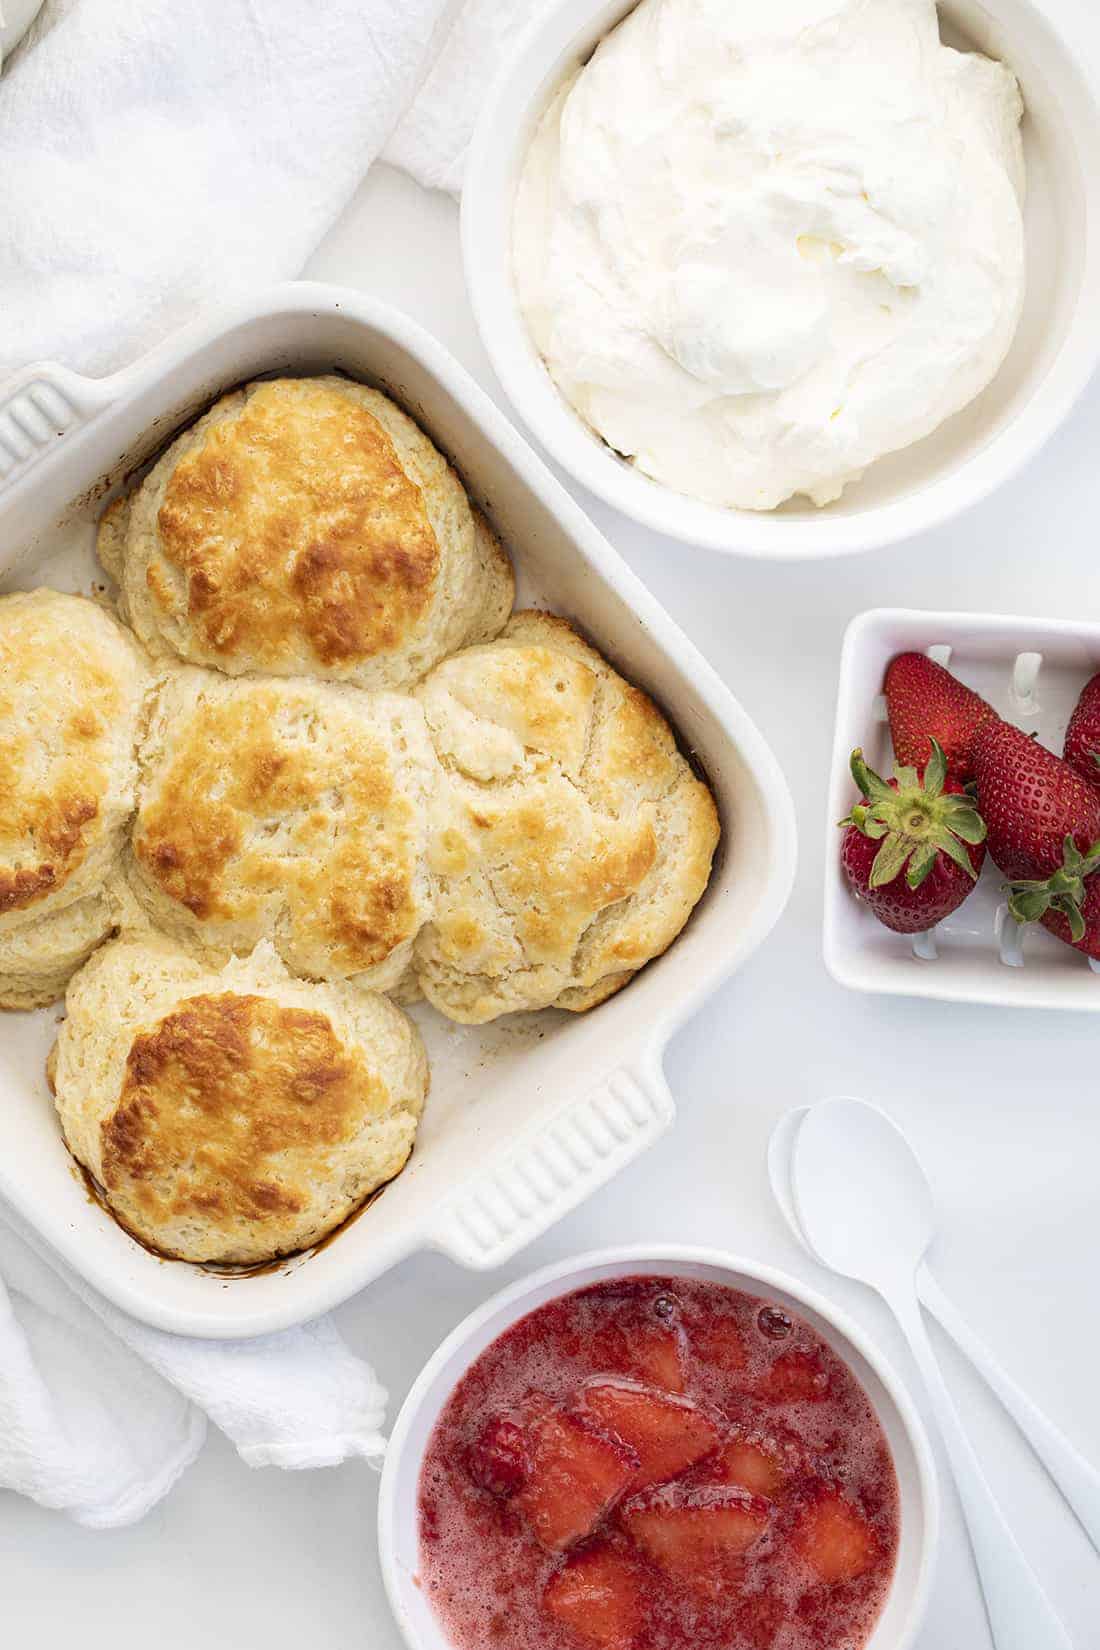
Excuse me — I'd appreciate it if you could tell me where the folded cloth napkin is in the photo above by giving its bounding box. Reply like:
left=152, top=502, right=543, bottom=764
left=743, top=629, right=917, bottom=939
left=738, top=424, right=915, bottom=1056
left=0, top=0, right=540, bottom=1528
left=0, top=1201, right=388, bottom=1527
left=0, top=0, right=539, bottom=378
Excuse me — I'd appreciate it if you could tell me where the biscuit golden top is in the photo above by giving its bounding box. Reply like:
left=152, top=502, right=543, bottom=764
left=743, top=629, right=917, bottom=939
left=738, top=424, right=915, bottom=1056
left=151, top=380, right=440, bottom=672
left=100, top=990, right=381, bottom=1238
left=131, top=672, right=433, bottom=981
left=0, top=590, right=144, bottom=917
left=414, top=611, right=719, bottom=1021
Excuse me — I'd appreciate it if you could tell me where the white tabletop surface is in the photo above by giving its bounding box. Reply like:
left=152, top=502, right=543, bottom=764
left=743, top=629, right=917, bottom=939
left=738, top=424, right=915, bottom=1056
left=4, top=163, right=1099, bottom=1647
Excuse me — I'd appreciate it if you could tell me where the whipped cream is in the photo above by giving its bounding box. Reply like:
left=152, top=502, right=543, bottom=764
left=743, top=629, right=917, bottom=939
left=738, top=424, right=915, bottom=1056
left=513, top=0, right=1026, bottom=511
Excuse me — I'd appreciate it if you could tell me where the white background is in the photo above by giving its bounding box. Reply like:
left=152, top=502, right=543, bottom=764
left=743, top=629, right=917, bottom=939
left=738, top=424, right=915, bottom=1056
left=4, top=164, right=1099, bottom=1646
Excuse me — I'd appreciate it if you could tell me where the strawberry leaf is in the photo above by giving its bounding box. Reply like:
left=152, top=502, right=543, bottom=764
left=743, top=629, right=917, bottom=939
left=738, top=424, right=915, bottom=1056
left=1008, top=886, right=1050, bottom=924
left=906, top=843, right=938, bottom=890
left=1054, top=894, right=1088, bottom=943
left=921, top=739, right=947, bottom=799
left=869, top=834, right=912, bottom=888
left=938, top=802, right=986, bottom=845
left=849, top=749, right=894, bottom=806
left=930, top=827, right=979, bottom=880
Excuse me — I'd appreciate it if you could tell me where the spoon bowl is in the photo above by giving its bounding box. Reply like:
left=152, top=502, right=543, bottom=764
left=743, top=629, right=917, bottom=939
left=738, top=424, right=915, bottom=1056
left=793, top=1099, right=937, bottom=1294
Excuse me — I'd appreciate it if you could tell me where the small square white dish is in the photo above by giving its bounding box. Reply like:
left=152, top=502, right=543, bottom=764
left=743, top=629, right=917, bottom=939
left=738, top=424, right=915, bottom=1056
left=825, top=607, right=1100, bottom=1012
left=0, top=284, right=796, bottom=1337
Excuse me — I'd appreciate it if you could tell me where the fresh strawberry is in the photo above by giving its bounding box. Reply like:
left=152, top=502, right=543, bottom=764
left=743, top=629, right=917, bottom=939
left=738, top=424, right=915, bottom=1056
left=707, top=1433, right=786, bottom=1499
left=542, top=1544, right=646, bottom=1648
left=840, top=740, right=987, bottom=934
left=619, top=1485, right=769, bottom=1590
left=578, top=1382, right=719, bottom=1492
left=793, top=1489, right=878, bottom=1584
left=883, top=652, right=998, bottom=783
left=515, top=1409, right=638, bottom=1550
left=972, top=718, right=1100, bottom=940
left=1064, top=672, right=1100, bottom=791
left=466, top=1415, right=531, bottom=1498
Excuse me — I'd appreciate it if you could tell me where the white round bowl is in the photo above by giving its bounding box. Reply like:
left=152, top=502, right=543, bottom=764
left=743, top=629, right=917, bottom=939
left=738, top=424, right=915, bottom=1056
left=462, top=0, right=1100, bottom=558
left=378, top=1244, right=940, bottom=1650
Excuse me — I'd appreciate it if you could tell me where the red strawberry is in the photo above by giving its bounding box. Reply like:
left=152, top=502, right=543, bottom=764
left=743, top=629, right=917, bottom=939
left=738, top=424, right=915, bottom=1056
left=793, top=1489, right=878, bottom=1584
left=542, top=1544, right=646, bottom=1648
left=515, top=1409, right=638, bottom=1550
left=884, top=652, right=998, bottom=783
left=972, top=719, right=1100, bottom=940
left=619, top=1485, right=769, bottom=1591
left=578, top=1382, right=720, bottom=1492
left=467, top=1415, right=531, bottom=1498
left=1064, top=672, right=1100, bottom=792
left=840, top=741, right=987, bottom=934
left=588, top=1302, right=686, bottom=1394
left=706, top=1433, right=786, bottom=1500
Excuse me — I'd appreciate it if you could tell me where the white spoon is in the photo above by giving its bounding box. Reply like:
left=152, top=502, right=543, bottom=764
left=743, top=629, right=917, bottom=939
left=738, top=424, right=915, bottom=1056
left=791, top=1097, right=1075, bottom=1650
left=768, top=1104, right=1100, bottom=1557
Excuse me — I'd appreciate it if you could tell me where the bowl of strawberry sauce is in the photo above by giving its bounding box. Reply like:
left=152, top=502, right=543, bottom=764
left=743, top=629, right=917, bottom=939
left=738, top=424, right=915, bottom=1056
left=379, top=1248, right=938, bottom=1650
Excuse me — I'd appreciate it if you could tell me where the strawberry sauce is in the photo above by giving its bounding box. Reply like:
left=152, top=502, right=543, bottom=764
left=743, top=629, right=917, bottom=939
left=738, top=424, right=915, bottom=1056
left=418, top=1277, right=899, bottom=1650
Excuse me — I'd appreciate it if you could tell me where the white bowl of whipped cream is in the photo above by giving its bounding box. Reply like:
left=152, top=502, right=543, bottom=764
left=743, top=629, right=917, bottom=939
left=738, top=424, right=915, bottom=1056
left=462, top=0, right=1100, bottom=557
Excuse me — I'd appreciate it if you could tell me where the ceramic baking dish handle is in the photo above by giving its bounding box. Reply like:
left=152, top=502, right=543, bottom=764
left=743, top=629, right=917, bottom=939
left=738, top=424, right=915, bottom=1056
left=0, top=362, right=115, bottom=491
left=427, top=1057, right=675, bottom=1271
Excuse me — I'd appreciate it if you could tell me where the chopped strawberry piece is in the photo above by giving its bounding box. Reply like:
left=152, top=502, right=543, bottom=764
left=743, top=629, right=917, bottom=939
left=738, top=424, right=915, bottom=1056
left=794, top=1490, right=878, bottom=1583
left=515, top=1410, right=638, bottom=1550
left=590, top=1321, right=686, bottom=1393
left=619, top=1486, right=769, bottom=1589
left=543, top=1544, right=645, bottom=1648
left=466, top=1416, right=531, bottom=1498
left=761, top=1350, right=831, bottom=1403
left=692, top=1315, right=748, bottom=1373
left=710, top=1435, right=785, bottom=1499
left=579, top=1382, right=720, bottom=1491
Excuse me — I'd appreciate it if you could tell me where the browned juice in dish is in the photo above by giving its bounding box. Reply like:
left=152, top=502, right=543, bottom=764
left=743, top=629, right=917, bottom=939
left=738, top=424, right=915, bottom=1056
left=418, top=1276, right=899, bottom=1650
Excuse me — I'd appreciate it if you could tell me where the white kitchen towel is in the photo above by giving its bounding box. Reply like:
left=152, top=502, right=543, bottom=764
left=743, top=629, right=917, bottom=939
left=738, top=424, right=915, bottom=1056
left=0, top=1200, right=388, bottom=1527
left=385, top=0, right=540, bottom=195
left=0, top=0, right=540, bottom=379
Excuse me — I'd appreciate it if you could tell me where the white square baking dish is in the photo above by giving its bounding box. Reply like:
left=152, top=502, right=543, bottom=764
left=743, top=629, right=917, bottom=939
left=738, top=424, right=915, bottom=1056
left=0, top=283, right=796, bottom=1337
left=825, top=606, right=1100, bottom=1012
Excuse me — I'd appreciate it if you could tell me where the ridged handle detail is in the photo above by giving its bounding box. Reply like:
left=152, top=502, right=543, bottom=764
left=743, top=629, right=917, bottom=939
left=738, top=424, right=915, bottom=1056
left=429, top=1064, right=674, bottom=1270
left=0, top=374, right=87, bottom=485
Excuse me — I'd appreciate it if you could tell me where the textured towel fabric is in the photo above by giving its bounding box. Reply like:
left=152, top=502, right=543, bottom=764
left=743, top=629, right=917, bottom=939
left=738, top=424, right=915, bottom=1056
left=0, top=0, right=540, bottom=1529
left=0, top=1202, right=388, bottom=1527
left=0, top=0, right=539, bottom=378
left=0, top=0, right=458, bottom=376
left=385, top=0, right=540, bottom=194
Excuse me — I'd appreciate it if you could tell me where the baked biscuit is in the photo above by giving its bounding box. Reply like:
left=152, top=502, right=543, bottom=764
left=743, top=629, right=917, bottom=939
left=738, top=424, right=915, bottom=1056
left=51, top=935, right=428, bottom=1264
left=413, top=611, right=720, bottom=1022
left=0, top=590, right=149, bottom=1008
left=128, top=668, right=438, bottom=992
left=99, top=376, right=514, bottom=689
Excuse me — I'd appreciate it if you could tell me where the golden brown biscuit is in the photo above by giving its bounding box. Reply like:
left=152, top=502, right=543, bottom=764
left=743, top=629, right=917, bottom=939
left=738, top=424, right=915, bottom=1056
left=51, top=935, right=428, bottom=1264
left=99, top=377, right=513, bottom=689
left=127, top=668, right=438, bottom=992
left=0, top=589, right=149, bottom=1008
left=413, top=611, right=720, bottom=1021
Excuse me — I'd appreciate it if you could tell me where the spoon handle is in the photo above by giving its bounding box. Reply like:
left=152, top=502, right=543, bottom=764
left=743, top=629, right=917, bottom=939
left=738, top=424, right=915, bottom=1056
left=917, top=1263, right=1100, bottom=1555
left=891, top=1288, right=1074, bottom=1650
